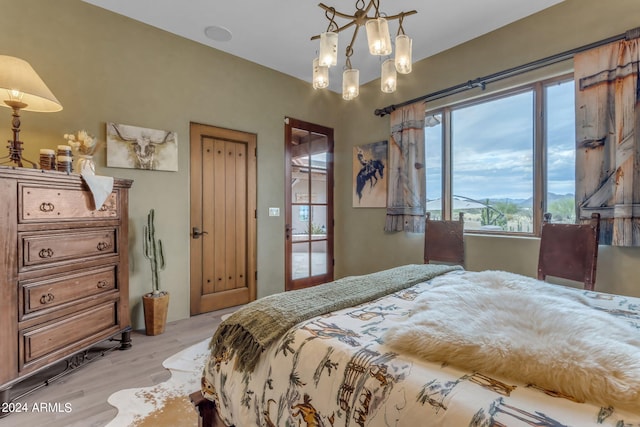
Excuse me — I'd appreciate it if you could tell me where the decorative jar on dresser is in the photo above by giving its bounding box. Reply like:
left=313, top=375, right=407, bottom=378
left=0, top=166, right=133, bottom=407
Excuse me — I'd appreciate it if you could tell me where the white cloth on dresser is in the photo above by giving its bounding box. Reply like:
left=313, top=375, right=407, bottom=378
left=81, top=172, right=114, bottom=210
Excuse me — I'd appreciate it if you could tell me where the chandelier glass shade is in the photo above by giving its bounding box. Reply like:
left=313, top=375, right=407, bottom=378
left=311, top=0, right=416, bottom=100
left=342, top=68, right=360, bottom=100
left=313, top=58, right=329, bottom=89
left=381, top=58, right=396, bottom=93
left=395, top=34, right=413, bottom=74
left=365, top=17, right=392, bottom=56
left=319, top=31, right=338, bottom=67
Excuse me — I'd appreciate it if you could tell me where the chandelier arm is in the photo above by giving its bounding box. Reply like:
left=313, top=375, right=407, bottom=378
left=371, top=0, right=381, bottom=18
left=345, top=25, right=360, bottom=61
left=397, top=15, right=405, bottom=35
left=311, top=20, right=357, bottom=41
left=324, top=7, right=338, bottom=32
left=383, top=10, right=417, bottom=22
left=361, top=0, right=375, bottom=16
left=318, top=3, right=358, bottom=20
left=334, top=21, right=358, bottom=35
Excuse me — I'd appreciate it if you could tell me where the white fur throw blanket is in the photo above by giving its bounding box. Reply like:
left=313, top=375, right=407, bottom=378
left=383, top=270, right=640, bottom=412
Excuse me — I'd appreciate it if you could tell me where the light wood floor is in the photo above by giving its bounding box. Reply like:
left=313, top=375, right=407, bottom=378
left=0, top=307, right=235, bottom=427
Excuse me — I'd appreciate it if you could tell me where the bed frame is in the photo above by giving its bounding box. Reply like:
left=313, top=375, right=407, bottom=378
left=190, top=391, right=229, bottom=427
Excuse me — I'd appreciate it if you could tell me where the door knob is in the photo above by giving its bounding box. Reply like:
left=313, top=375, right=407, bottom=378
left=192, top=227, right=209, bottom=239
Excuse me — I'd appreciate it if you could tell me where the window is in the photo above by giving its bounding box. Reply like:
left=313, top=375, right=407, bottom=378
left=299, top=205, right=310, bottom=222
left=545, top=80, right=576, bottom=224
left=425, top=76, right=575, bottom=234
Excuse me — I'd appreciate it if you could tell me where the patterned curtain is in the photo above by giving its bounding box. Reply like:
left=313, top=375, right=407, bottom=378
left=574, top=38, right=640, bottom=246
left=384, top=102, right=426, bottom=232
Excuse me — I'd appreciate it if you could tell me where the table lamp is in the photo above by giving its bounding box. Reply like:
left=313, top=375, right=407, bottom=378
left=0, top=55, right=62, bottom=168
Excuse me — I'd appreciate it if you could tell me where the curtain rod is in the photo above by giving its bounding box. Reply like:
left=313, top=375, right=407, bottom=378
left=374, top=27, right=640, bottom=117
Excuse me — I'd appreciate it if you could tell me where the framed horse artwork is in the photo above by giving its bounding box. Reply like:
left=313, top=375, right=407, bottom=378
left=352, top=140, right=388, bottom=208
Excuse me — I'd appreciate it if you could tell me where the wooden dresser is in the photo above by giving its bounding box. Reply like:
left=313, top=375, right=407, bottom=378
left=0, top=166, right=133, bottom=405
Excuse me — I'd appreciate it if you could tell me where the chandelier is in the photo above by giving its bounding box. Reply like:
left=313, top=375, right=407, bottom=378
left=311, top=0, right=417, bottom=100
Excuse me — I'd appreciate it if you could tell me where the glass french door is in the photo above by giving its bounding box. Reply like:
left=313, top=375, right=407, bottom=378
left=285, top=117, right=334, bottom=291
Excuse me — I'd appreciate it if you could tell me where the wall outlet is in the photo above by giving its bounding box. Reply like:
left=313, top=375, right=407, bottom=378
left=268, top=207, right=280, bottom=217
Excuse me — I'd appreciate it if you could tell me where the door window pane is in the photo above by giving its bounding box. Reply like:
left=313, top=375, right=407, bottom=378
left=310, top=205, right=327, bottom=240
left=291, top=129, right=311, bottom=206
left=311, top=241, right=327, bottom=276
left=292, top=164, right=310, bottom=204
left=310, top=170, right=327, bottom=204
left=293, top=205, right=310, bottom=238
left=291, top=242, right=310, bottom=279
left=310, top=152, right=328, bottom=170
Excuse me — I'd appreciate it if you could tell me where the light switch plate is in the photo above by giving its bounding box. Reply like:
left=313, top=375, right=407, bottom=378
left=268, top=207, right=280, bottom=217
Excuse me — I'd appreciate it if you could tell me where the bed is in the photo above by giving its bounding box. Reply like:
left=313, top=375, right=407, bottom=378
left=192, top=264, right=640, bottom=426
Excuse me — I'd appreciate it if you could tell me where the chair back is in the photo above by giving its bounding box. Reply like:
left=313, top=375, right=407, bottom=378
left=424, top=212, right=465, bottom=266
left=537, top=212, right=600, bottom=290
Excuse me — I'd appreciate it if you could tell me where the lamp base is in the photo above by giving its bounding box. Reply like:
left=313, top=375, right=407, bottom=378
left=0, top=138, right=37, bottom=168
left=0, top=101, right=37, bottom=168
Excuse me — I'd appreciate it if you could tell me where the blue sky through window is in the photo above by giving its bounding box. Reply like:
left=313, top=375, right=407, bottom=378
left=546, top=81, right=575, bottom=196
left=452, top=91, right=534, bottom=202
left=426, top=80, right=574, bottom=203
left=425, top=79, right=575, bottom=230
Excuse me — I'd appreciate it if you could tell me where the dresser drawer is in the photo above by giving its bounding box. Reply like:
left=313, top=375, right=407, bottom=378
left=20, top=228, right=117, bottom=269
left=20, top=266, right=117, bottom=319
left=20, top=185, right=118, bottom=222
left=20, top=302, right=118, bottom=367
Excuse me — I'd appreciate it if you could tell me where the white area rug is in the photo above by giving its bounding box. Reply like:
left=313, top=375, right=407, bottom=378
left=105, top=338, right=210, bottom=427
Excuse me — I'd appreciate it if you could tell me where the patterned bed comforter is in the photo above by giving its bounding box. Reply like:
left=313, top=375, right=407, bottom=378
left=201, top=269, right=640, bottom=426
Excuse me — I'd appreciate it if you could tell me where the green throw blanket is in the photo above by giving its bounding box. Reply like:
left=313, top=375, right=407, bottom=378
left=209, top=263, right=462, bottom=372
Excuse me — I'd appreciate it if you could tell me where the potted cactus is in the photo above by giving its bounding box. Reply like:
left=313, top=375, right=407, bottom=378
left=141, top=208, right=169, bottom=335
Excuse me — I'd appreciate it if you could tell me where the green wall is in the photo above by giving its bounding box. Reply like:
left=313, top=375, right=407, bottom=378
left=0, top=0, right=345, bottom=328
left=1, top=0, right=639, bottom=330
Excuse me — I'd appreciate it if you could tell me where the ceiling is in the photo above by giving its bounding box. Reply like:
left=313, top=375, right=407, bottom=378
left=82, top=0, right=564, bottom=93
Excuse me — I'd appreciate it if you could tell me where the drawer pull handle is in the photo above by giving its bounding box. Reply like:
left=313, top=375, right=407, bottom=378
left=39, top=293, right=55, bottom=304
left=96, top=241, right=112, bottom=251
left=38, top=248, right=54, bottom=258
left=39, top=202, right=55, bottom=212
left=97, top=280, right=109, bottom=288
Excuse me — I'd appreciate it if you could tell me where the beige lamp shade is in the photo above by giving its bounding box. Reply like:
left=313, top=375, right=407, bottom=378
left=0, top=55, right=62, bottom=112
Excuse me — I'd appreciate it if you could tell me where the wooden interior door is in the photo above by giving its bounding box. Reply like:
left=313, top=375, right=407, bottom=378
left=285, top=117, right=334, bottom=291
left=190, top=123, right=256, bottom=315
